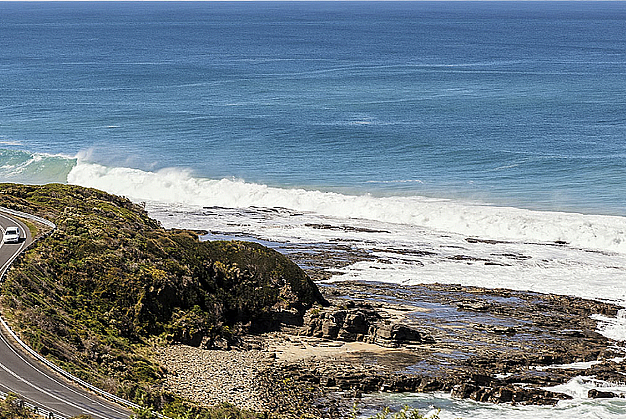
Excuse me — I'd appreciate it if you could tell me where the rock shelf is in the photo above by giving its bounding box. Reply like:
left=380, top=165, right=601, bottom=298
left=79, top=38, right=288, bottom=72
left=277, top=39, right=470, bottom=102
left=157, top=279, right=626, bottom=417
left=154, top=232, right=626, bottom=417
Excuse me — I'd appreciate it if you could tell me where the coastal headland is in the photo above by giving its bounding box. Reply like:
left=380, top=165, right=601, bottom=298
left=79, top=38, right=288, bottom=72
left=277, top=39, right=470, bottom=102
left=0, top=183, right=624, bottom=418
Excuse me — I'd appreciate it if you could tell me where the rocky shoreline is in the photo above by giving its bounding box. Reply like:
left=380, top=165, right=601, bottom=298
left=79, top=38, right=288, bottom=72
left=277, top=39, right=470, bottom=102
left=150, top=230, right=626, bottom=417
left=3, top=185, right=623, bottom=418
left=156, top=278, right=626, bottom=417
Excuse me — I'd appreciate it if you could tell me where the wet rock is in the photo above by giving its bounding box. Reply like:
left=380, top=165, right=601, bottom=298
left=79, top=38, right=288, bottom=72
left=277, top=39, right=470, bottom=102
left=158, top=264, right=625, bottom=416
left=457, top=301, right=493, bottom=312
left=452, top=383, right=571, bottom=405
left=472, top=323, right=517, bottom=336
left=588, top=389, right=619, bottom=399
left=417, top=377, right=441, bottom=392
left=451, top=383, right=477, bottom=399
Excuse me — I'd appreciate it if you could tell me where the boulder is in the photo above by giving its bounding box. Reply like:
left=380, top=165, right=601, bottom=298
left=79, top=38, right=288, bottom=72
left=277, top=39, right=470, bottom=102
left=369, top=322, right=435, bottom=347
left=588, top=389, right=618, bottom=399
left=301, top=304, right=434, bottom=347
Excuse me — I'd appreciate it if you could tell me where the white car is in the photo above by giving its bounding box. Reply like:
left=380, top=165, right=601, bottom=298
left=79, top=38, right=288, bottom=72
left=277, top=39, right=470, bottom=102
left=3, top=226, right=20, bottom=244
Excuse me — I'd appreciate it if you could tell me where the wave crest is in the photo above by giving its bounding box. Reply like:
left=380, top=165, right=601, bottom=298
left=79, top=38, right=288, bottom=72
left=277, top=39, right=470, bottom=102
left=66, top=160, right=626, bottom=254
left=0, top=149, right=76, bottom=184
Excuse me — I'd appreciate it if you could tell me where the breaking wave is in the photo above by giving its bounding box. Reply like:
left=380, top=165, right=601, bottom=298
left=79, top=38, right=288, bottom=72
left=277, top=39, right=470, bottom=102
left=0, top=149, right=76, bottom=184
left=64, top=159, right=626, bottom=255
left=1, top=148, right=624, bottom=255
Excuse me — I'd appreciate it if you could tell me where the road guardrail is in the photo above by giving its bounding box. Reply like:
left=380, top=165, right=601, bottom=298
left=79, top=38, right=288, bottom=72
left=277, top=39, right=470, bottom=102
left=0, top=207, right=144, bottom=416
left=0, top=389, right=67, bottom=419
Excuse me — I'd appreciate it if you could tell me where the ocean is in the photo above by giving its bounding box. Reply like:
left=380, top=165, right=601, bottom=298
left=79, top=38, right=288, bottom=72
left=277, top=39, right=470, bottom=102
left=1, top=1, right=626, bottom=417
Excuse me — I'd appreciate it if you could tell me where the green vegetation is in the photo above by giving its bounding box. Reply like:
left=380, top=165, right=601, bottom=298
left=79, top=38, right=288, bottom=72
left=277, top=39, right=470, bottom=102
left=350, top=404, right=442, bottom=419
left=0, top=394, right=36, bottom=419
left=15, top=216, right=41, bottom=240
left=368, top=407, right=441, bottom=419
left=0, top=183, right=325, bottom=412
left=161, top=400, right=259, bottom=419
left=0, top=393, right=121, bottom=419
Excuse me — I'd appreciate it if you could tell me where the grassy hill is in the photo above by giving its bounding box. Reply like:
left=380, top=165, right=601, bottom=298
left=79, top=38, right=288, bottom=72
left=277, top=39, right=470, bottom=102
left=0, top=183, right=326, bottom=411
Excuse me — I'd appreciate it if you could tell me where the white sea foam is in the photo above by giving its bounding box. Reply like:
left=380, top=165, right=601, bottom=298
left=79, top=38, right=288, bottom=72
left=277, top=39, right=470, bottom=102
left=0, top=140, right=24, bottom=146
left=66, top=160, right=626, bottom=255
left=533, top=358, right=625, bottom=371
left=362, top=391, right=626, bottom=419
left=545, top=376, right=626, bottom=399
left=592, top=310, right=626, bottom=342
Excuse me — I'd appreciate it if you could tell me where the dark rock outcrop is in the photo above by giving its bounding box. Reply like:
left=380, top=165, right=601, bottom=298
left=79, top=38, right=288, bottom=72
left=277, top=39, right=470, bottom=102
left=301, top=303, right=434, bottom=347
left=369, top=322, right=435, bottom=347
left=588, top=389, right=620, bottom=399
left=301, top=304, right=380, bottom=341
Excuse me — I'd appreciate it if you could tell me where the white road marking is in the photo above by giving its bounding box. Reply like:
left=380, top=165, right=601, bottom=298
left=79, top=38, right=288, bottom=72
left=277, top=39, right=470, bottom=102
left=0, top=329, right=129, bottom=418
left=0, top=381, right=67, bottom=419
left=0, top=211, right=130, bottom=418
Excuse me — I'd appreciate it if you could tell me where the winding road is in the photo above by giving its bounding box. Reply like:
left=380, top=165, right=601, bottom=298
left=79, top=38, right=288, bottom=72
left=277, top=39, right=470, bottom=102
left=0, top=210, right=132, bottom=419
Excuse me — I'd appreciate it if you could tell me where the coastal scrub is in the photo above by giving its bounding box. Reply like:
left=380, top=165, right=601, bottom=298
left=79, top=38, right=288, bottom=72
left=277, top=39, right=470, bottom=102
left=0, top=183, right=325, bottom=409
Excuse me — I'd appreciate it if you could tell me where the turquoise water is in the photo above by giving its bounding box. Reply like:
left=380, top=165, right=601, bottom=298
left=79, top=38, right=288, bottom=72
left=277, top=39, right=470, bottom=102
left=2, top=3, right=626, bottom=417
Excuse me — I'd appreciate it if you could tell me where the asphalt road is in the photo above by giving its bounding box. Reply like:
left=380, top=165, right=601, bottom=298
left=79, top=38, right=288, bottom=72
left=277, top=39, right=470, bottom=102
left=0, top=211, right=132, bottom=419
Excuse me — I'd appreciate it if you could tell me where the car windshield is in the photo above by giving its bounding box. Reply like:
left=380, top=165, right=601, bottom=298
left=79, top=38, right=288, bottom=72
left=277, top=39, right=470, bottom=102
left=6, top=227, right=18, bottom=234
